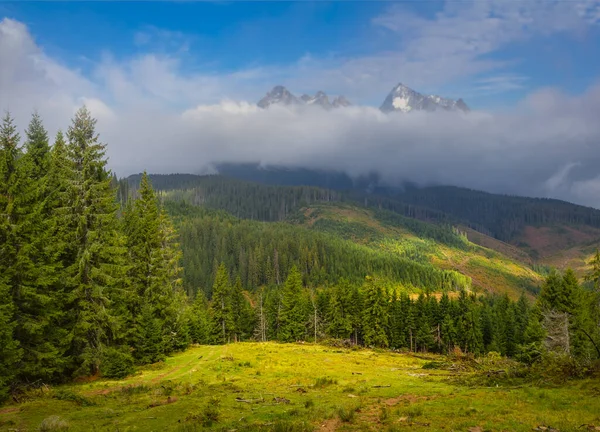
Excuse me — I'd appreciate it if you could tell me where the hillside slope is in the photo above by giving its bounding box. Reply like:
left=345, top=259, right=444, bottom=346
left=294, top=203, right=541, bottom=298
left=126, top=174, right=544, bottom=297
left=169, top=167, right=600, bottom=273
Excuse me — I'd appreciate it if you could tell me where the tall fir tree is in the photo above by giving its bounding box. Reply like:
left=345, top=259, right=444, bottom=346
left=62, top=107, right=128, bottom=377
left=0, top=276, right=21, bottom=402
left=11, top=113, right=65, bottom=382
left=278, top=266, right=307, bottom=342
left=0, top=113, right=23, bottom=398
left=361, top=276, right=389, bottom=348
left=326, top=278, right=353, bottom=339
left=231, top=275, right=254, bottom=342
left=209, top=263, right=233, bottom=344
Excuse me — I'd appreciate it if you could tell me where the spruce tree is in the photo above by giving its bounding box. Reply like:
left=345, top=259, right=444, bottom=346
left=135, top=303, right=165, bottom=364
left=190, top=292, right=210, bottom=344
left=361, top=276, right=389, bottom=348
left=12, top=113, right=65, bottom=382
left=278, top=266, right=306, bottom=342
left=209, top=263, right=233, bottom=344
left=231, top=275, right=254, bottom=341
left=0, top=276, right=21, bottom=402
left=327, top=278, right=353, bottom=339
left=62, top=107, right=128, bottom=377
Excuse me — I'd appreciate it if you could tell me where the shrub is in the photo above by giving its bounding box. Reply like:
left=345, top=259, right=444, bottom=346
left=101, top=346, right=135, bottom=379
left=38, top=415, right=70, bottom=432
left=53, top=390, right=95, bottom=407
left=529, top=352, right=584, bottom=382
left=314, top=377, right=337, bottom=388
left=337, top=404, right=360, bottom=423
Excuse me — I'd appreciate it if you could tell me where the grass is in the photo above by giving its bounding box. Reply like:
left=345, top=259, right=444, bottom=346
left=1, top=343, right=599, bottom=431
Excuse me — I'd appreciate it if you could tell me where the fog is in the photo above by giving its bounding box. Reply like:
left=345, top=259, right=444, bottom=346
left=2, top=17, right=600, bottom=208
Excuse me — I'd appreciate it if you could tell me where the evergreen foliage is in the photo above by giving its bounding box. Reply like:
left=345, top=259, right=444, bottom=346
left=0, top=109, right=187, bottom=398
left=278, top=266, right=307, bottom=342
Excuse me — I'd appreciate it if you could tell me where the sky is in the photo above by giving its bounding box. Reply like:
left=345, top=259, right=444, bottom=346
left=2, top=1, right=600, bottom=207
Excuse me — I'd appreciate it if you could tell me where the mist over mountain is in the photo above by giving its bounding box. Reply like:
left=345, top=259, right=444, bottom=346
left=257, top=85, right=352, bottom=110
left=2, top=18, right=600, bottom=209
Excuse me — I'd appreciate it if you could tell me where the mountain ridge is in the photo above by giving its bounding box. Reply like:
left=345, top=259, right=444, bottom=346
left=257, top=85, right=351, bottom=110
left=256, top=83, right=469, bottom=112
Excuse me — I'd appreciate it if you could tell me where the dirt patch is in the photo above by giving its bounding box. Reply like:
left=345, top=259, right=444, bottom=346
left=385, top=394, right=433, bottom=406
left=0, top=406, right=20, bottom=415
left=319, top=418, right=341, bottom=431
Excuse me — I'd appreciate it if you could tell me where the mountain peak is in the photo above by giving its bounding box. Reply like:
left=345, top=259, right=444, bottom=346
left=258, top=87, right=350, bottom=110
left=257, top=85, right=301, bottom=108
left=332, top=96, right=352, bottom=108
left=380, top=83, right=469, bottom=114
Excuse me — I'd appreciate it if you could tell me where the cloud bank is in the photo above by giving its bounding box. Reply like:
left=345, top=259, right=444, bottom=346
left=2, top=16, right=600, bottom=208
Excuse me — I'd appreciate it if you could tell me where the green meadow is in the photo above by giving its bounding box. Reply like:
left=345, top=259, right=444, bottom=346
left=2, top=343, right=599, bottom=432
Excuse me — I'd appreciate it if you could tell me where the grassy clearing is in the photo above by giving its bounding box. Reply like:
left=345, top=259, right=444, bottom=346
left=1, top=343, right=598, bottom=431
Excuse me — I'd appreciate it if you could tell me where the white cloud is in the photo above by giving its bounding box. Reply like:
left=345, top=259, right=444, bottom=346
left=3, top=14, right=600, bottom=209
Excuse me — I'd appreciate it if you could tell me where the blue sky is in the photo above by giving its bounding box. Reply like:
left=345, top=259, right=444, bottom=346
left=3, top=2, right=600, bottom=208
left=2, top=1, right=599, bottom=110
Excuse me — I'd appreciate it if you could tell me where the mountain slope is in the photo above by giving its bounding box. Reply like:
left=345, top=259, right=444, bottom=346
left=295, top=203, right=541, bottom=298
left=206, top=165, right=600, bottom=272
left=126, top=173, right=543, bottom=298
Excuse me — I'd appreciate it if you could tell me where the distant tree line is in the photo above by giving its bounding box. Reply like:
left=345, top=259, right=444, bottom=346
left=189, top=263, right=600, bottom=364
left=131, top=172, right=600, bottom=243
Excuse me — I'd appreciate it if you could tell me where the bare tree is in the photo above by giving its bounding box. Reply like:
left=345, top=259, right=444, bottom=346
left=254, top=289, right=267, bottom=342
left=542, top=310, right=570, bottom=354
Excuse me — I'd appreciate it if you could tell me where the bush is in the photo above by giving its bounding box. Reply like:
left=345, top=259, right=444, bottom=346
left=53, top=390, right=95, bottom=407
left=337, top=405, right=357, bottom=423
left=38, top=415, right=70, bottom=431
left=314, top=377, right=337, bottom=388
left=101, top=346, right=135, bottom=379
left=529, top=352, right=585, bottom=382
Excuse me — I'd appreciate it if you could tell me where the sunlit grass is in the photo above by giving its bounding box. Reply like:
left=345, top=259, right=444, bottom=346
left=1, top=343, right=598, bottom=431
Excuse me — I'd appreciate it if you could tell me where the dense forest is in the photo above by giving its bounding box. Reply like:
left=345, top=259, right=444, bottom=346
left=176, top=165, right=600, bottom=242
left=166, top=201, right=471, bottom=298
left=1, top=110, right=600, bottom=405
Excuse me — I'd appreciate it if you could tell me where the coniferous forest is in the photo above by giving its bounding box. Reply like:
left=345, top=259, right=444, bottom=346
left=1, top=109, right=600, bottom=406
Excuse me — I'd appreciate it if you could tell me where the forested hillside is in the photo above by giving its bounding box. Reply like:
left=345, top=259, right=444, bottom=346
left=138, top=168, right=600, bottom=270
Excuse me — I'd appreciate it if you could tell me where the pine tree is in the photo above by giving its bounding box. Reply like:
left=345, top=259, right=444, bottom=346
left=231, top=275, right=254, bottom=342
left=190, top=292, right=210, bottom=344
left=10, top=113, right=72, bottom=382
left=327, top=278, right=353, bottom=339
left=278, top=266, right=306, bottom=342
left=134, top=303, right=165, bottom=364
left=209, top=263, right=233, bottom=344
left=361, top=276, right=389, bottom=348
left=538, top=270, right=565, bottom=312
left=0, top=276, right=21, bottom=402
left=62, top=107, right=128, bottom=377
